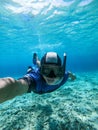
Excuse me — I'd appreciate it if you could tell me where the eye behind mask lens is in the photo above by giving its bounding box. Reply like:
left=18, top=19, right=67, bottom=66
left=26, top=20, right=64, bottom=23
left=41, top=65, right=64, bottom=77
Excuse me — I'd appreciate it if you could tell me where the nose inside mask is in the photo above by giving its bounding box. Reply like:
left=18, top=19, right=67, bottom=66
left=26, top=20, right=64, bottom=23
left=48, top=70, right=56, bottom=78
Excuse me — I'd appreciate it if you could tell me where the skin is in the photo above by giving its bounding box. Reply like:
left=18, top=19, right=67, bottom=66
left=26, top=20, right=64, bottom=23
left=43, top=76, right=63, bottom=85
left=0, top=78, right=28, bottom=103
left=0, top=72, right=76, bottom=103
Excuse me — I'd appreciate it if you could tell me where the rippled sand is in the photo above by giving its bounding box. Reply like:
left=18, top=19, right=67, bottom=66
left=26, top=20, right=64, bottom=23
left=0, top=71, right=98, bottom=130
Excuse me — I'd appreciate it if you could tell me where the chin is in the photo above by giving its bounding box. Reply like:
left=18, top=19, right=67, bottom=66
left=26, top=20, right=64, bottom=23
left=47, top=82, right=56, bottom=85
left=46, top=80, right=61, bottom=85
left=43, top=76, right=63, bottom=85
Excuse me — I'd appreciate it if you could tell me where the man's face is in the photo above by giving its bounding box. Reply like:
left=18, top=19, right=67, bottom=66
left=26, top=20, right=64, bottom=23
left=41, top=64, right=64, bottom=85
left=43, top=75, right=63, bottom=85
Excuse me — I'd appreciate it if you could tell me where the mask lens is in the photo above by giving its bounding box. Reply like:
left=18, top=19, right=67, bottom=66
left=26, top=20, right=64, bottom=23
left=41, top=65, right=64, bottom=77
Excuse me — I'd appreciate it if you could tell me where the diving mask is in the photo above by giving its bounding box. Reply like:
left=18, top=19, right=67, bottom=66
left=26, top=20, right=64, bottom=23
left=41, top=64, right=64, bottom=78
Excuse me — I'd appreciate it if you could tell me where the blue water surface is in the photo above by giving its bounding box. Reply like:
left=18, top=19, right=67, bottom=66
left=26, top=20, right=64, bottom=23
left=0, top=0, right=98, bottom=77
left=0, top=0, right=98, bottom=130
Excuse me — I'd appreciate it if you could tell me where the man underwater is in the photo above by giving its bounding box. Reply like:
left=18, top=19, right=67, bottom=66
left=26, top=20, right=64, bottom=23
left=0, top=52, right=76, bottom=103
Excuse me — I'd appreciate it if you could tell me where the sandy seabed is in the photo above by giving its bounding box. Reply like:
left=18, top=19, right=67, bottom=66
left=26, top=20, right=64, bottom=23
left=0, top=71, right=98, bottom=130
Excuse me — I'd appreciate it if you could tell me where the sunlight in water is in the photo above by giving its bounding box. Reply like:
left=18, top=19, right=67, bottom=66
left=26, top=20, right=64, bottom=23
left=4, top=0, right=94, bottom=16
left=79, top=0, right=93, bottom=6
left=5, top=0, right=76, bottom=15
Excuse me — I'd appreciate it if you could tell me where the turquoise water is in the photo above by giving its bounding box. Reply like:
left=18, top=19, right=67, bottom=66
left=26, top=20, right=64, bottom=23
left=0, top=0, right=98, bottom=130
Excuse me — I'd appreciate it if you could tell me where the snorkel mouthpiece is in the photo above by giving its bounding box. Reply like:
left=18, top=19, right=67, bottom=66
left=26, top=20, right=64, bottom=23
left=48, top=70, right=56, bottom=78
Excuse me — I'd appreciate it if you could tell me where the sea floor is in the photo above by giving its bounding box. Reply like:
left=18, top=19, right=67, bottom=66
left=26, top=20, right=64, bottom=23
left=0, top=71, right=98, bottom=130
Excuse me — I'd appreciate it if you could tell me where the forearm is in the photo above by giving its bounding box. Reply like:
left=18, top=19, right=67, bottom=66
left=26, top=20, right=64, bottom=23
left=0, top=77, right=29, bottom=103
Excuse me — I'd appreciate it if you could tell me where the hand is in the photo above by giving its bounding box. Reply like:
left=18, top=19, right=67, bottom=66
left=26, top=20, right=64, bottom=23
left=33, top=53, right=37, bottom=59
left=33, top=53, right=38, bottom=65
left=27, top=66, right=33, bottom=73
left=33, top=53, right=40, bottom=67
left=68, top=71, right=76, bottom=81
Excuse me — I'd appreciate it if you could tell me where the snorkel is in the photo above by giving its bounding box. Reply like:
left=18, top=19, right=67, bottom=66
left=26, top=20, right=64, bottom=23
left=62, top=53, right=66, bottom=75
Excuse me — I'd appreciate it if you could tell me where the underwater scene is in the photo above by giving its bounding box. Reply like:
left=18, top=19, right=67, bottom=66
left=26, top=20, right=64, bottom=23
left=0, top=0, right=98, bottom=130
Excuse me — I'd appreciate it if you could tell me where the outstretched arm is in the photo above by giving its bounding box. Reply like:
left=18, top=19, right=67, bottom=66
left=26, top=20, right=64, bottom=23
left=0, top=77, right=29, bottom=103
